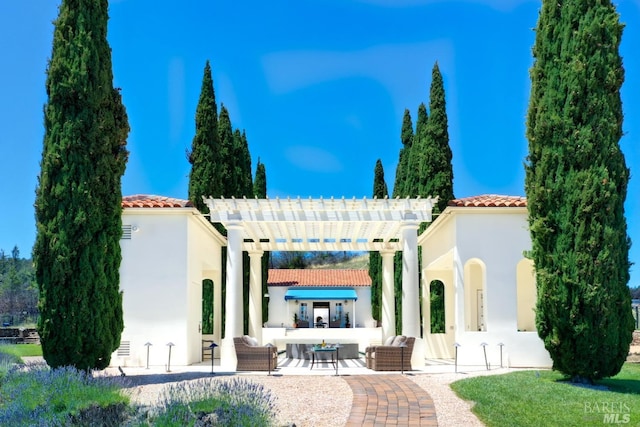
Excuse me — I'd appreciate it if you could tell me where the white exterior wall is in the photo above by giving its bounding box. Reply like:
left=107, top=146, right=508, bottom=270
left=421, top=207, right=552, bottom=368
left=111, top=208, right=223, bottom=368
left=264, top=286, right=373, bottom=329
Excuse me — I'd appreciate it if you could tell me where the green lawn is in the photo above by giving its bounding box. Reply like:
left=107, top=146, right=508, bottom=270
left=0, top=344, right=42, bottom=359
left=451, top=364, right=640, bottom=427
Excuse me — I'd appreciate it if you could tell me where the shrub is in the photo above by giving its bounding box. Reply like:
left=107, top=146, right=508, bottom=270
left=0, top=364, right=130, bottom=426
left=151, top=377, right=277, bottom=426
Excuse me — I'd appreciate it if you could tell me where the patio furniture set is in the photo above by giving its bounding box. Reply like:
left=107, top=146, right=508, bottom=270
left=233, top=334, right=415, bottom=372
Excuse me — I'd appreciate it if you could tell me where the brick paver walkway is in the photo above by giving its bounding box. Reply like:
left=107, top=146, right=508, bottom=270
left=344, top=374, right=438, bottom=426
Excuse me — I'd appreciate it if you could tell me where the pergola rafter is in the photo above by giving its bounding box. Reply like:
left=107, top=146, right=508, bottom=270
left=204, top=195, right=437, bottom=252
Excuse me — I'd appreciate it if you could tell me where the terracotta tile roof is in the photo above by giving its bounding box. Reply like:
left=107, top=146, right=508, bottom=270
left=448, top=194, right=527, bottom=208
left=122, top=195, right=193, bottom=208
left=268, top=269, right=371, bottom=287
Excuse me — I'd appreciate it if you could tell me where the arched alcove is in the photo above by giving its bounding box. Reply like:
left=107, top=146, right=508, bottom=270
left=429, top=280, right=445, bottom=333
left=464, top=259, right=486, bottom=331
left=202, top=279, right=214, bottom=334
left=516, top=258, right=536, bottom=331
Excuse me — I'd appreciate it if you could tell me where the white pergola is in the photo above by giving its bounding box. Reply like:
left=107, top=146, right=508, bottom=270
left=204, top=196, right=437, bottom=367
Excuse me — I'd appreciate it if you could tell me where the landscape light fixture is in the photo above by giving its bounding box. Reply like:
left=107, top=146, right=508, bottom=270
left=166, top=342, right=175, bottom=372
left=144, top=342, right=152, bottom=369
left=480, top=342, right=489, bottom=371
left=208, top=342, right=218, bottom=375
left=399, top=341, right=408, bottom=375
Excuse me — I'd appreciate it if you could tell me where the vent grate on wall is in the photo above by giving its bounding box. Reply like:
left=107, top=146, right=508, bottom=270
left=117, top=341, right=131, bottom=357
left=121, top=225, right=132, bottom=240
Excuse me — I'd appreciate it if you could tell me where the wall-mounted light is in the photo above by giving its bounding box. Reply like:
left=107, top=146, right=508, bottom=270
left=295, top=300, right=299, bottom=305
left=131, top=225, right=139, bottom=232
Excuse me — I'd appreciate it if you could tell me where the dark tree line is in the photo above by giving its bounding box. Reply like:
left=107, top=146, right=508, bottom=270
left=0, top=247, right=38, bottom=326
left=187, top=61, right=269, bottom=336
left=369, top=63, right=454, bottom=334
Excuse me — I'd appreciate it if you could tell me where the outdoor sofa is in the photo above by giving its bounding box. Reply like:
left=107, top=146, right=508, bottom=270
left=365, top=335, right=415, bottom=371
left=233, top=336, right=278, bottom=371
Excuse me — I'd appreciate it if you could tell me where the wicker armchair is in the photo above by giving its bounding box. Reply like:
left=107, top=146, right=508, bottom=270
left=233, top=336, right=278, bottom=371
left=365, top=336, right=415, bottom=371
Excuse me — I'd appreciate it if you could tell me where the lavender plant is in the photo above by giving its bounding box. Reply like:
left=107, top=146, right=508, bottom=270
left=0, top=364, right=130, bottom=426
left=152, top=377, right=277, bottom=426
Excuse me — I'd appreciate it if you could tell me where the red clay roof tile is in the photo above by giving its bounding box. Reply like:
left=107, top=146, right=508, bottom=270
left=268, top=269, right=371, bottom=287
left=122, top=195, right=192, bottom=208
left=448, top=194, right=527, bottom=208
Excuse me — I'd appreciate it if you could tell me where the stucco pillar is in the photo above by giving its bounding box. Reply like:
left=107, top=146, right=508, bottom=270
left=248, top=250, right=264, bottom=343
left=222, top=220, right=244, bottom=370
left=401, top=214, right=420, bottom=338
left=380, top=250, right=396, bottom=342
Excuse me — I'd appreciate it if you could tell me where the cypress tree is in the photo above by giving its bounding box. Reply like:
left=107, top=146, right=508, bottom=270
left=188, top=61, right=220, bottom=211
left=369, top=159, right=389, bottom=324
left=392, top=109, right=414, bottom=199
left=421, top=63, right=454, bottom=215
left=217, top=105, right=236, bottom=197
left=405, top=104, right=428, bottom=197
left=34, top=0, right=129, bottom=370
left=234, top=130, right=253, bottom=197
left=232, top=128, right=253, bottom=334
left=253, top=159, right=270, bottom=324
left=526, top=0, right=633, bottom=381
left=392, top=109, right=416, bottom=334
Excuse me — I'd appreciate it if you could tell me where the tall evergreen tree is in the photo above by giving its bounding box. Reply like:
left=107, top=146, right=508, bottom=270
left=391, top=110, right=415, bottom=334
left=218, top=105, right=236, bottom=197
left=526, top=0, right=632, bottom=381
left=234, top=130, right=253, bottom=197
left=34, top=0, right=129, bottom=370
left=253, top=159, right=270, bottom=324
left=393, top=109, right=414, bottom=199
left=405, top=104, right=428, bottom=197
left=369, top=160, right=389, bottom=324
left=420, top=63, right=454, bottom=215
left=188, top=61, right=220, bottom=212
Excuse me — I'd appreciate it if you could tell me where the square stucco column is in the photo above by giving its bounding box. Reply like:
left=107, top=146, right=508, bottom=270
left=401, top=215, right=420, bottom=338
left=380, top=250, right=396, bottom=342
left=222, top=220, right=244, bottom=370
left=248, top=250, right=264, bottom=343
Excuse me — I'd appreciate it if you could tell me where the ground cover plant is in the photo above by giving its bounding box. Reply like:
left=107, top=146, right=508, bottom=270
left=0, top=345, right=278, bottom=426
left=0, top=364, right=131, bottom=425
left=451, top=364, right=640, bottom=426
left=151, top=377, right=277, bottom=426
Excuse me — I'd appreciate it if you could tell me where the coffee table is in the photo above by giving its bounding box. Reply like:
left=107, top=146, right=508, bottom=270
left=309, top=345, right=341, bottom=375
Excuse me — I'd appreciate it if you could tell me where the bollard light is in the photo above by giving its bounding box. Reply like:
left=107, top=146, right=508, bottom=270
left=144, top=342, right=152, bottom=369
left=480, top=342, right=489, bottom=371
left=497, top=343, right=504, bottom=368
left=166, top=342, right=175, bottom=372
left=209, top=342, right=218, bottom=375
left=399, top=341, right=408, bottom=375
left=454, top=343, right=461, bottom=373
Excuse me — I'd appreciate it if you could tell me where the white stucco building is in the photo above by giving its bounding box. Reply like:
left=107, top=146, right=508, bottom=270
left=110, top=194, right=551, bottom=370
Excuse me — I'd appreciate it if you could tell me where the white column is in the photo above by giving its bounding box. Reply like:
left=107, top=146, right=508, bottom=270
left=248, top=250, right=264, bottom=343
left=221, top=220, right=244, bottom=370
left=213, top=265, right=222, bottom=349
left=380, top=250, right=396, bottom=341
left=401, top=214, right=420, bottom=338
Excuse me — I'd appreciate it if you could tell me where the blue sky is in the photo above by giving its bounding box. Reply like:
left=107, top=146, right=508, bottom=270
left=1, top=1, right=639, bottom=286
